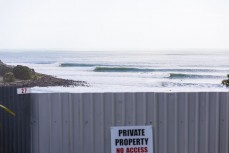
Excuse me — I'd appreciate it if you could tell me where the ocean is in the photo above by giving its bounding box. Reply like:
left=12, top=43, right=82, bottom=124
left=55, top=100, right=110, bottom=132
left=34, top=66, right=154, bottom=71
left=1, top=51, right=229, bottom=92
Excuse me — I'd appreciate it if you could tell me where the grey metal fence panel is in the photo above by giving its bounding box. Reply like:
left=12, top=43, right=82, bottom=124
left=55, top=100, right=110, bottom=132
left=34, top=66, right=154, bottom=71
left=0, top=87, right=31, bottom=153
left=31, top=92, right=229, bottom=153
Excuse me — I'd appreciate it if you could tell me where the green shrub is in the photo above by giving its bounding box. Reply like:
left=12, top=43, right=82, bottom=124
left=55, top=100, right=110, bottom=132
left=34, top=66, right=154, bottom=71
left=3, top=72, right=15, bottom=82
left=32, top=74, right=39, bottom=81
left=222, top=74, right=229, bottom=87
left=0, top=65, right=12, bottom=76
left=13, top=65, right=34, bottom=80
left=222, top=80, right=229, bottom=87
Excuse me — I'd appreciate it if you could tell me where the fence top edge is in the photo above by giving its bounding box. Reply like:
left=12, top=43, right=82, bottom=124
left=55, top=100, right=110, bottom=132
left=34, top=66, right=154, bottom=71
left=30, top=91, right=229, bottom=95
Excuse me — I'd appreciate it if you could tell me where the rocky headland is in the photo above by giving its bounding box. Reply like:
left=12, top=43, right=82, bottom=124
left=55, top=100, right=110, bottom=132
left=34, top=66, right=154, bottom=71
left=0, top=60, right=89, bottom=87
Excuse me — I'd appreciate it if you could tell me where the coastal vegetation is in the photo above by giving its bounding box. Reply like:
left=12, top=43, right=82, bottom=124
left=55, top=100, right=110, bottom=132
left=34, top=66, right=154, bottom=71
left=222, top=74, right=229, bottom=87
left=3, top=72, right=15, bottom=82
left=13, top=65, right=35, bottom=80
left=0, top=63, right=12, bottom=76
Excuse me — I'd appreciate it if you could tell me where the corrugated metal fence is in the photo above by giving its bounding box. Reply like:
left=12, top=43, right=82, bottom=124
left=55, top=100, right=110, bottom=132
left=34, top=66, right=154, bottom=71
left=0, top=87, right=31, bottom=153
left=31, top=92, right=229, bottom=153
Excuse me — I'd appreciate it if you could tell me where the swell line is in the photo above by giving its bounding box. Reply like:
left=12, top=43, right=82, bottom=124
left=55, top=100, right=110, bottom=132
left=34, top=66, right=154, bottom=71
left=93, top=66, right=228, bottom=73
left=169, top=73, right=225, bottom=79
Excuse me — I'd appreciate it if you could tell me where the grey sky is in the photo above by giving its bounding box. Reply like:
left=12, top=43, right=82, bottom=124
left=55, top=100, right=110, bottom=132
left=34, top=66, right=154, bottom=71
left=0, top=0, right=229, bottom=51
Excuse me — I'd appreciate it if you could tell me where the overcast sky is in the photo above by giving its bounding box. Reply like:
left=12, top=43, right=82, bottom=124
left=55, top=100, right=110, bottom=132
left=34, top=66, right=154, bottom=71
left=0, top=0, right=229, bottom=51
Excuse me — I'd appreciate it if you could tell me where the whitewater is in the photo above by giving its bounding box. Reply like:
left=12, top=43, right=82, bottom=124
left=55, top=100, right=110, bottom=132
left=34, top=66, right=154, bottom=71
left=1, top=51, right=229, bottom=92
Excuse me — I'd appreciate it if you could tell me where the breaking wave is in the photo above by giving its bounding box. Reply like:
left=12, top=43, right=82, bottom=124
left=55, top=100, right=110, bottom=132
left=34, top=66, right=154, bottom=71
left=60, top=63, right=98, bottom=67
left=161, top=82, right=223, bottom=87
left=34, top=61, right=56, bottom=64
left=93, top=66, right=228, bottom=73
left=94, top=67, right=149, bottom=72
left=169, top=73, right=225, bottom=79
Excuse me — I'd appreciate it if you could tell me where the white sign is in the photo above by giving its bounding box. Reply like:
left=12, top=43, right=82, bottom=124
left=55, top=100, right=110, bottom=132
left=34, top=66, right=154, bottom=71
left=111, top=126, right=153, bottom=153
left=17, top=88, right=31, bottom=94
